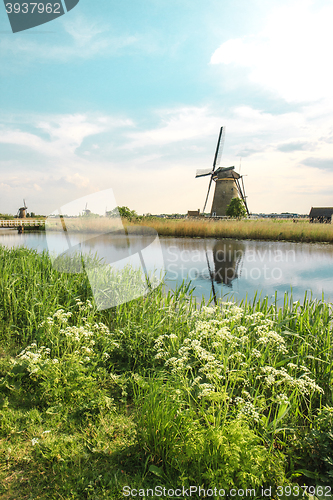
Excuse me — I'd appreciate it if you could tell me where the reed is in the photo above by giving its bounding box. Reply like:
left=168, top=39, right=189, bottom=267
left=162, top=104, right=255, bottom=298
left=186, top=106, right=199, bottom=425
left=45, top=216, right=333, bottom=243
left=46, top=216, right=123, bottom=233
left=128, top=218, right=333, bottom=243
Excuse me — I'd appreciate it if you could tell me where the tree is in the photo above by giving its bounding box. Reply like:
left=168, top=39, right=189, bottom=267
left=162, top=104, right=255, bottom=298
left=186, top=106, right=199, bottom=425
left=226, top=197, right=247, bottom=219
left=107, top=206, right=138, bottom=220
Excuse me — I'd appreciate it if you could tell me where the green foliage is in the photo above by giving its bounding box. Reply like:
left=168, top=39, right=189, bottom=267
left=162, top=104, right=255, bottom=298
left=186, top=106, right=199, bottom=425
left=295, top=406, right=333, bottom=485
left=0, top=246, right=93, bottom=346
left=1, top=246, right=333, bottom=497
left=135, top=381, right=287, bottom=489
left=107, top=206, right=138, bottom=220
left=0, top=212, right=14, bottom=220
left=226, top=197, right=247, bottom=218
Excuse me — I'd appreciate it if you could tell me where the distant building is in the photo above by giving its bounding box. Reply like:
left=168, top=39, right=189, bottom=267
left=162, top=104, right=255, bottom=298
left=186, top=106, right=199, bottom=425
left=254, top=213, right=299, bottom=219
left=309, top=207, right=333, bottom=223
left=187, top=210, right=201, bottom=218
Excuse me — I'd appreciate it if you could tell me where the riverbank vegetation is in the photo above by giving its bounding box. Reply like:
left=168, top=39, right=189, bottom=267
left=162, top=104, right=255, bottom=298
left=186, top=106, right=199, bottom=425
left=128, top=217, right=333, bottom=243
left=1, top=246, right=333, bottom=499
left=27, top=211, right=333, bottom=244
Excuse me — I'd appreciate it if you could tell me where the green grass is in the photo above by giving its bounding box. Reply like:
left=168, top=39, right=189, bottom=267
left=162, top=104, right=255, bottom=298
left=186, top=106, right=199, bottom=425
left=1, top=246, right=333, bottom=499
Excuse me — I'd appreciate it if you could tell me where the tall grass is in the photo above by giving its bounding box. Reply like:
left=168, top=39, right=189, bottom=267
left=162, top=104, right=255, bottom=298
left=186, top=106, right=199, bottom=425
left=1, top=246, right=333, bottom=498
left=128, top=218, right=333, bottom=243
left=45, top=216, right=333, bottom=242
left=46, top=216, right=123, bottom=233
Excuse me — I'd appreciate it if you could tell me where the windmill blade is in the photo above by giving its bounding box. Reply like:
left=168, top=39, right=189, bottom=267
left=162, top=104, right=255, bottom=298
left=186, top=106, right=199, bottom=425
left=202, top=175, right=214, bottom=213
left=233, top=174, right=250, bottom=216
left=240, top=176, right=250, bottom=215
left=213, top=126, right=225, bottom=171
left=196, top=168, right=213, bottom=178
left=234, top=177, right=245, bottom=203
left=23, top=199, right=27, bottom=209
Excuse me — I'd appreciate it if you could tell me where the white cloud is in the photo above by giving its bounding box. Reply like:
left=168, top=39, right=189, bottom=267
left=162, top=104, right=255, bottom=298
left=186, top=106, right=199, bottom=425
left=1, top=103, right=333, bottom=216
left=36, top=114, right=104, bottom=153
left=0, top=113, right=131, bottom=160
left=0, top=15, right=138, bottom=63
left=211, top=0, right=333, bottom=103
left=63, top=173, right=90, bottom=188
left=125, top=107, right=222, bottom=149
left=0, top=129, right=47, bottom=153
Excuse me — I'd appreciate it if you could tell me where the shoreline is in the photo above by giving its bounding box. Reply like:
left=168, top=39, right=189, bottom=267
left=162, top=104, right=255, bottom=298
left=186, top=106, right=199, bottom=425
left=127, top=218, right=333, bottom=244
left=3, top=217, right=333, bottom=244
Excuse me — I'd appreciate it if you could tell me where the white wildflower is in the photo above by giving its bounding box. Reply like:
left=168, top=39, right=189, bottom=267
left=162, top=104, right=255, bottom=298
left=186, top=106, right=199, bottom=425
left=276, top=393, right=289, bottom=405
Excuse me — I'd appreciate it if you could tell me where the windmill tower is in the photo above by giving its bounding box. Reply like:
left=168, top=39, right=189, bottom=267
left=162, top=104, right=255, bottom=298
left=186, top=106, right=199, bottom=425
left=196, top=127, right=249, bottom=216
left=17, top=199, right=27, bottom=218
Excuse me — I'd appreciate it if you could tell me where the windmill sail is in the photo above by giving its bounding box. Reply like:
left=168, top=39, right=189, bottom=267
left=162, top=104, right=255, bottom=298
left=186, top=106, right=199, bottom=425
left=196, top=126, right=249, bottom=216
left=231, top=173, right=250, bottom=216
left=196, top=168, right=213, bottom=178
left=202, top=126, right=225, bottom=213
left=240, top=176, right=250, bottom=215
left=213, top=126, right=225, bottom=169
left=202, top=176, right=214, bottom=214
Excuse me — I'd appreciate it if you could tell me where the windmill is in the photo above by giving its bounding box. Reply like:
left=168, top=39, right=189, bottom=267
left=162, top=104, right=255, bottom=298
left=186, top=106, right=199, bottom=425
left=82, top=203, right=91, bottom=216
left=17, top=199, right=27, bottom=218
left=196, top=127, right=249, bottom=216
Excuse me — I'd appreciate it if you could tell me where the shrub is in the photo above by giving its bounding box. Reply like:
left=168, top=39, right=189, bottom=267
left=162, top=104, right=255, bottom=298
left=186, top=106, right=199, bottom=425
left=135, top=381, right=287, bottom=489
left=296, top=406, right=333, bottom=485
left=226, top=197, right=247, bottom=219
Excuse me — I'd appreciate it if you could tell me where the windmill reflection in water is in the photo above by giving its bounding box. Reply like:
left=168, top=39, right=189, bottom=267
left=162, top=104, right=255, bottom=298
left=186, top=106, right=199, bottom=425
left=198, top=241, right=245, bottom=304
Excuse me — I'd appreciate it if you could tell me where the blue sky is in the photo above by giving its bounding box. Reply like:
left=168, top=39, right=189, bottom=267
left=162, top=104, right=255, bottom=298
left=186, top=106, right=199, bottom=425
left=0, top=0, right=333, bottom=215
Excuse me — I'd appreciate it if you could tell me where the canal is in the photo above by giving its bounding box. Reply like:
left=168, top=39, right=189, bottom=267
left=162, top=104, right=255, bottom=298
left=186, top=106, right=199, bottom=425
left=1, top=228, right=333, bottom=305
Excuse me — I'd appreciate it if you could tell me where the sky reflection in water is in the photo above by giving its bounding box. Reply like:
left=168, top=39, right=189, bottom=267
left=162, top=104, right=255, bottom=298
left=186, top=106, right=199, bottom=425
left=1, top=230, right=333, bottom=304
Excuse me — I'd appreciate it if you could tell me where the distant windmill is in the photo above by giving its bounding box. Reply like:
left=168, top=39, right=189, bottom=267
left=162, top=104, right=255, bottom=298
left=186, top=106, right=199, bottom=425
left=17, top=199, right=27, bottom=218
left=196, top=127, right=249, bottom=216
left=82, top=203, right=91, bottom=216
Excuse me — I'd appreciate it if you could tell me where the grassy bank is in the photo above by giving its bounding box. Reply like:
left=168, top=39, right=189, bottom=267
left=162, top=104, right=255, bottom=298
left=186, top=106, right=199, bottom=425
left=128, top=218, right=333, bottom=243
left=33, top=216, right=333, bottom=243
left=1, top=246, right=333, bottom=499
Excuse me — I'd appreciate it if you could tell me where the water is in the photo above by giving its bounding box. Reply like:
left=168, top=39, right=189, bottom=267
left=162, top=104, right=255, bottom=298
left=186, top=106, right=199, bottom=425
left=1, top=228, right=333, bottom=304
